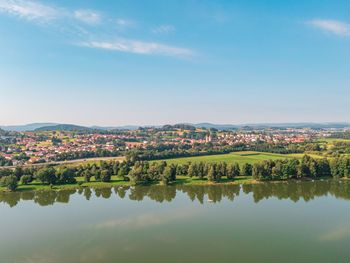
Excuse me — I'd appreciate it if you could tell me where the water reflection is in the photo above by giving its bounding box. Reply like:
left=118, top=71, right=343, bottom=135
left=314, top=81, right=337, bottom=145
left=1, top=180, right=350, bottom=207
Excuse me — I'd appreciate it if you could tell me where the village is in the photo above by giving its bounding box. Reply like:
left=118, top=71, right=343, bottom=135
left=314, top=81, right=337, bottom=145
left=0, top=126, right=329, bottom=166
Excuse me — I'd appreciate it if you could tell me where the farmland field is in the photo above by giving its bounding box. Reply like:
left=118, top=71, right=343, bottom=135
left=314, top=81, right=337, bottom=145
left=318, top=138, right=350, bottom=143
left=157, top=151, right=299, bottom=166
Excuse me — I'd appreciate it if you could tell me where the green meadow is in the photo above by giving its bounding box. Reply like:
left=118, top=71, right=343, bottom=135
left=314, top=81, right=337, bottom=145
left=318, top=138, right=350, bottom=143
left=156, top=151, right=297, bottom=166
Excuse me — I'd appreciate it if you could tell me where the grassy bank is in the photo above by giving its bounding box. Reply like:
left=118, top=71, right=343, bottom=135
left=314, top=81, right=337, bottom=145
left=0, top=175, right=256, bottom=192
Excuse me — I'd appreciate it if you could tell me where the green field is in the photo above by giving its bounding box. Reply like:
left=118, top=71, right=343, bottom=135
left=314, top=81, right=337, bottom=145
left=157, top=151, right=298, bottom=166
left=318, top=138, right=350, bottom=143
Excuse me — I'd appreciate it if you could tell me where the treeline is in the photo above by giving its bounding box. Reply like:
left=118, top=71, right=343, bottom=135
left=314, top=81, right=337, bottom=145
left=248, top=143, right=322, bottom=154
left=161, top=124, right=196, bottom=131
left=1, top=155, right=350, bottom=192
left=50, top=149, right=121, bottom=162
left=248, top=144, right=302, bottom=154
left=328, top=132, right=350, bottom=139
left=0, top=160, right=133, bottom=191
left=328, top=141, right=350, bottom=155
left=251, top=155, right=350, bottom=180
left=126, top=144, right=246, bottom=162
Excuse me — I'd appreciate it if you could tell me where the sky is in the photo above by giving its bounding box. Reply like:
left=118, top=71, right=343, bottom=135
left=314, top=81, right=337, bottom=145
left=0, top=0, right=350, bottom=126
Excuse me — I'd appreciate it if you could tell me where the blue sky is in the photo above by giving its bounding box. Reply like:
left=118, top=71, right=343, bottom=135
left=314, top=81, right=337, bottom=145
left=0, top=0, right=350, bottom=126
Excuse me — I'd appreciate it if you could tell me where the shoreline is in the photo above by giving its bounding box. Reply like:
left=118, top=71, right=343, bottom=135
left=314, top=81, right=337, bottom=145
left=0, top=175, right=257, bottom=193
left=0, top=176, right=346, bottom=193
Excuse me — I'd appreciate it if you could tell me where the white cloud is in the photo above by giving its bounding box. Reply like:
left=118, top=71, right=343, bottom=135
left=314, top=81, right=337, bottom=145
left=152, top=24, right=175, bottom=34
left=308, top=19, right=350, bottom=36
left=0, top=0, right=60, bottom=21
left=81, top=39, right=194, bottom=58
left=74, top=9, right=101, bottom=25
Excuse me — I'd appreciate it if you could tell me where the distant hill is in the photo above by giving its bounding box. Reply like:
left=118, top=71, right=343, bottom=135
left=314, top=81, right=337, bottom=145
left=34, top=124, right=94, bottom=132
left=193, top=123, right=238, bottom=130
left=1, top=122, right=349, bottom=132
left=0, top=123, right=57, bottom=132
left=238, top=123, right=350, bottom=129
left=192, top=122, right=350, bottom=130
left=91, top=125, right=141, bottom=131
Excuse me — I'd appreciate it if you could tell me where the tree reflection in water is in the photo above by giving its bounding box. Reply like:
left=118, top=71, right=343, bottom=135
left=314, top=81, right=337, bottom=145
left=1, top=180, right=350, bottom=207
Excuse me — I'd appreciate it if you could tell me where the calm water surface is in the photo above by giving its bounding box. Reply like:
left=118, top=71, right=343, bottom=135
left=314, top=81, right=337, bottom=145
left=1, top=180, right=350, bottom=263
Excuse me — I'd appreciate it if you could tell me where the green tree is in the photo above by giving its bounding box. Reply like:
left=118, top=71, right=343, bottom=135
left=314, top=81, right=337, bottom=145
left=161, top=166, right=172, bottom=185
left=0, top=175, right=18, bottom=191
left=232, top=163, right=241, bottom=177
left=20, top=175, right=32, bottom=185
left=83, top=169, right=92, bottom=182
left=113, top=161, right=120, bottom=175
left=148, top=163, right=160, bottom=180
left=35, top=167, right=57, bottom=185
left=128, top=163, right=143, bottom=185
left=227, top=164, right=235, bottom=180
left=56, top=167, right=76, bottom=184
left=101, top=169, right=112, bottom=182
left=169, top=164, right=177, bottom=181
left=207, top=164, right=216, bottom=182
left=241, top=163, right=253, bottom=176
left=118, top=162, right=130, bottom=180
left=187, top=163, right=197, bottom=177
left=14, top=167, right=23, bottom=179
left=197, top=162, right=205, bottom=179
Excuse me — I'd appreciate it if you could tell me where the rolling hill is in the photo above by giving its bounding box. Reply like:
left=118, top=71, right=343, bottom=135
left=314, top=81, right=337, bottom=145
left=34, top=124, right=95, bottom=132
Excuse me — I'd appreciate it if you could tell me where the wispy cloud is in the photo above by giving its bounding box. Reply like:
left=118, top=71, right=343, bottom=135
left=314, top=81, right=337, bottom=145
left=95, top=209, right=199, bottom=229
left=81, top=39, right=194, bottom=58
left=308, top=19, right=350, bottom=36
left=0, top=0, right=195, bottom=59
left=0, top=0, right=60, bottom=21
left=74, top=9, right=101, bottom=25
left=116, top=18, right=133, bottom=27
left=152, top=24, right=175, bottom=34
left=319, top=224, right=350, bottom=241
left=0, top=0, right=101, bottom=24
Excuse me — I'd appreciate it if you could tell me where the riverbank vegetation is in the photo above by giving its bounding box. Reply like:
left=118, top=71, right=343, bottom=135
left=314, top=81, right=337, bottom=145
left=0, top=154, right=350, bottom=192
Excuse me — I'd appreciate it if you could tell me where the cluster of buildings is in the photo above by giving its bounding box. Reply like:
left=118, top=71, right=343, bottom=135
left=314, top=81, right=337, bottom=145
left=215, top=132, right=307, bottom=145
left=1, top=133, right=126, bottom=165
left=0, top=127, right=327, bottom=166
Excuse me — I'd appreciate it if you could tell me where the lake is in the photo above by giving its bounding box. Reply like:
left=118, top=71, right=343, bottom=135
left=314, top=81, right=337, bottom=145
left=1, top=180, right=350, bottom=263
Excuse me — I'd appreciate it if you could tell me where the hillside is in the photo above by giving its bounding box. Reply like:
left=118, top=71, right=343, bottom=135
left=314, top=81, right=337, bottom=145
left=34, top=124, right=95, bottom=132
left=0, top=123, right=57, bottom=132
